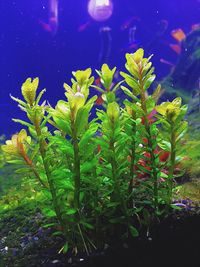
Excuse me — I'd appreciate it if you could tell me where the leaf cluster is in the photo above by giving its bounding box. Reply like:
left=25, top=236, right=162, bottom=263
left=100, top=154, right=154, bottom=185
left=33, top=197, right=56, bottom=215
left=1, top=49, right=188, bottom=254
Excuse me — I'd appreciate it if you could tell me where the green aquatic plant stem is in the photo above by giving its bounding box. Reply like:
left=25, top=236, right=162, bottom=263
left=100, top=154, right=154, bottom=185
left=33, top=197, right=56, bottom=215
left=110, top=132, right=119, bottom=200
left=26, top=159, right=47, bottom=188
left=17, top=142, right=47, bottom=188
left=168, top=122, right=176, bottom=206
left=138, top=68, right=159, bottom=210
left=128, top=108, right=137, bottom=205
left=91, top=153, right=101, bottom=247
left=31, top=166, right=47, bottom=188
left=70, top=112, right=81, bottom=212
left=33, top=121, right=66, bottom=232
left=108, top=116, right=123, bottom=203
left=77, top=223, right=89, bottom=255
left=109, top=120, right=131, bottom=230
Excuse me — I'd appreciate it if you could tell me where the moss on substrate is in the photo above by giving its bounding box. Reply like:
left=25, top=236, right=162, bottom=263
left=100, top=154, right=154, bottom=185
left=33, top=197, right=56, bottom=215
left=176, top=179, right=200, bottom=203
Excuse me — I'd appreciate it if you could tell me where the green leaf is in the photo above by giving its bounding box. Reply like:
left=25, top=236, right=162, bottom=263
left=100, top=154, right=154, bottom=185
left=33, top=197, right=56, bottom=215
left=79, top=122, right=98, bottom=148
left=15, top=168, right=32, bottom=174
left=171, top=204, right=182, bottom=210
left=100, top=64, right=116, bottom=90
left=7, top=159, right=25, bottom=164
left=107, top=102, right=120, bottom=122
left=109, top=216, right=125, bottom=224
left=73, top=68, right=92, bottom=87
left=43, top=223, right=56, bottom=228
left=55, top=179, right=74, bottom=191
left=107, top=202, right=120, bottom=208
left=91, top=85, right=105, bottom=94
left=10, top=94, right=27, bottom=107
left=129, top=225, right=139, bottom=237
left=175, top=121, right=188, bottom=142
left=160, top=171, right=168, bottom=178
left=158, top=140, right=171, bottom=151
left=53, top=117, right=71, bottom=135
left=137, top=163, right=152, bottom=174
left=35, top=89, right=46, bottom=105
left=81, top=158, right=97, bottom=173
left=80, top=221, right=94, bottom=229
left=75, top=107, right=89, bottom=135
left=63, top=242, right=69, bottom=253
left=52, top=231, right=63, bottom=236
left=30, top=144, right=40, bottom=160
left=41, top=113, right=52, bottom=128
left=66, top=209, right=77, bottom=215
left=121, top=86, right=138, bottom=102
left=143, top=75, right=156, bottom=91
left=75, top=96, right=97, bottom=135
left=146, top=97, right=155, bottom=113
left=12, top=119, right=34, bottom=129
left=43, top=208, right=56, bottom=218
left=112, top=80, right=125, bottom=93
left=106, top=91, right=116, bottom=103
left=142, top=65, right=154, bottom=78
left=152, top=84, right=161, bottom=101
left=120, top=72, right=140, bottom=95
left=42, top=189, right=52, bottom=200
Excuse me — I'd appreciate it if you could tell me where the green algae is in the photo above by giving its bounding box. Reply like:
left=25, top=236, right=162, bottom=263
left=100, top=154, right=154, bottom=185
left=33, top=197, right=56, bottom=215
left=177, top=179, right=200, bottom=203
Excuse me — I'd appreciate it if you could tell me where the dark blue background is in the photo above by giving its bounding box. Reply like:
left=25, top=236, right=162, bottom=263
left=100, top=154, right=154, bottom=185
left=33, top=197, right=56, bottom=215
left=1, top=0, right=200, bottom=136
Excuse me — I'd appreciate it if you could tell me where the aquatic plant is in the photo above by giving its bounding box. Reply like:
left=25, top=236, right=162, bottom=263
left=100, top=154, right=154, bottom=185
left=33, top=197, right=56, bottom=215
left=121, top=49, right=162, bottom=211
left=156, top=97, right=188, bottom=206
left=1, top=48, right=188, bottom=254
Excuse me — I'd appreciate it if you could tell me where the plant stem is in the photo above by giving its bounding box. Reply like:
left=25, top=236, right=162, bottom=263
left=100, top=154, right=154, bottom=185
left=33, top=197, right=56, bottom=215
left=168, top=122, right=176, bottom=206
left=34, top=122, right=66, bottom=232
left=110, top=120, right=130, bottom=230
left=110, top=123, right=120, bottom=200
left=71, top=117, right=81, bottom=212
left=138, top=70, right=159, bottom=210
left=21, top=152, right=47, bottom=188
left=77, top=223, right=89, bottom=255
left=128, top=111, right=137, bottom=206
left=92, top=155, right=101, bottom=247
left=30, top=163, right=48, bottom=188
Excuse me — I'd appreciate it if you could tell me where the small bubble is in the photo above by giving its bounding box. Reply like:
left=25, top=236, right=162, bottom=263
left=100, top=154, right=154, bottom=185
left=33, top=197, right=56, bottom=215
left=52, top=259, right=59, bottom=264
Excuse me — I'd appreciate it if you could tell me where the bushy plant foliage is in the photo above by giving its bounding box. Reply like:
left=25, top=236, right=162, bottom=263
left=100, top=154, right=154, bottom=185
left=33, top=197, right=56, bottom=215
left=1, top=49, right=188, bottom=254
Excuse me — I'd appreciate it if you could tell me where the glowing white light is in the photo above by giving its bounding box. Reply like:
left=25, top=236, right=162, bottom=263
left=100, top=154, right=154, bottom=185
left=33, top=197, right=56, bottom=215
left=88, top=0, right=113, bottom=22
left=96, top=0, right=109, bottom=6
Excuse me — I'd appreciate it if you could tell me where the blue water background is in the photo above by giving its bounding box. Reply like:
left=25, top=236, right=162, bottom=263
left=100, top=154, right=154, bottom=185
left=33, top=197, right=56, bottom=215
left=0, top=0, right=200, bottom=136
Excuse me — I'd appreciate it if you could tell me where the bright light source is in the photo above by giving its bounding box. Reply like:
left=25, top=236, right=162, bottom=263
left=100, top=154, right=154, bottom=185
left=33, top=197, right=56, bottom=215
left=88, top=0, right=113, bottom=22
left=96, top=0, right=110, bottom=6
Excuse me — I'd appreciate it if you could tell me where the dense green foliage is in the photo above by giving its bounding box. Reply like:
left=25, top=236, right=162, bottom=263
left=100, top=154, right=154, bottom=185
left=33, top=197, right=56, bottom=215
left=1, top=49, right=188, bottom=254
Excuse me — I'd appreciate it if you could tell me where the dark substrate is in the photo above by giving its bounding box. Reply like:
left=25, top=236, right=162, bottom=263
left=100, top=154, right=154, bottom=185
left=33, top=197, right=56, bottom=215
left=1, top=207, right=200, bottom=267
